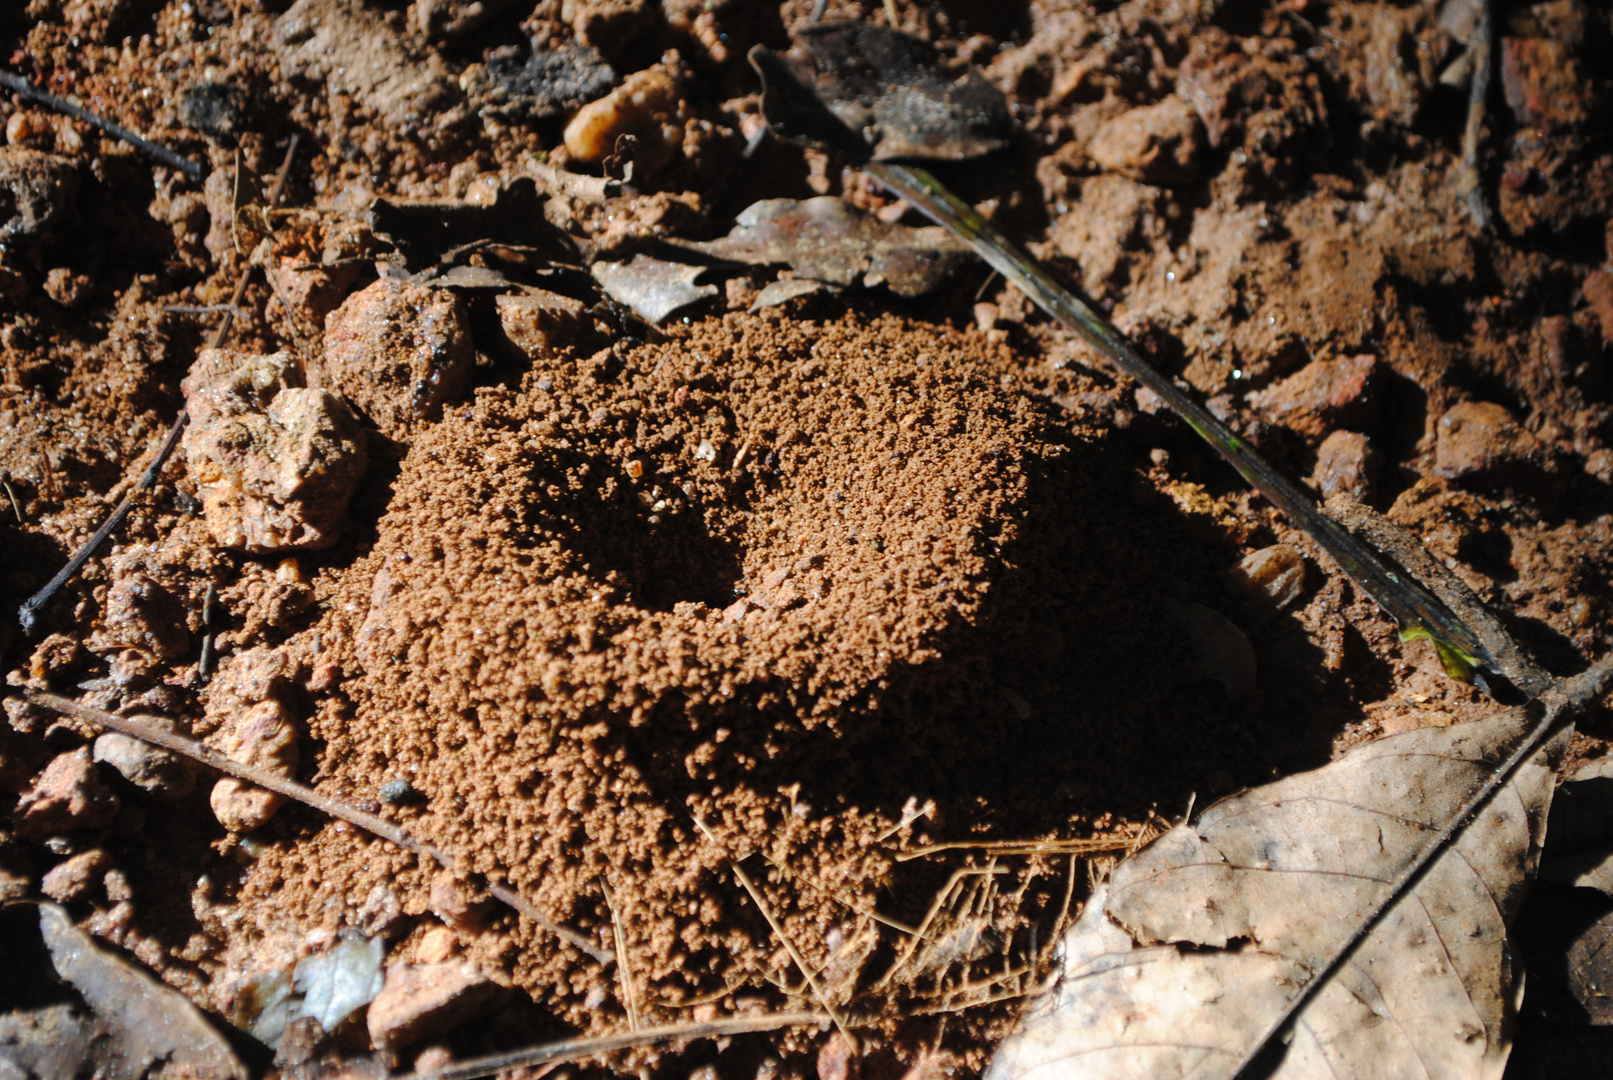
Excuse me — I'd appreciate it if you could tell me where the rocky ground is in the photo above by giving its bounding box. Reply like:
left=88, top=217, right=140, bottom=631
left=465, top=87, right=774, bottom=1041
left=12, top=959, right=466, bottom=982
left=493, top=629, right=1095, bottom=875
left=1, top=0, right=1611, bottom=1077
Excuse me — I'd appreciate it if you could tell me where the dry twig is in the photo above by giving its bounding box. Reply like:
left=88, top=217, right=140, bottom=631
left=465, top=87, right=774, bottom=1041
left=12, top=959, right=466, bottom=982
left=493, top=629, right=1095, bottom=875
left=1457, top=0, right=1494, bottom=229
left=694, top=817, right=857, bottom=1042
left=396, top=1013, right=830, bottom=1080
left=25, top=691, right=614, bottom=964
left=0, top=69, right=205, bottom=180
left=600, top=876, right=642, bottom=1030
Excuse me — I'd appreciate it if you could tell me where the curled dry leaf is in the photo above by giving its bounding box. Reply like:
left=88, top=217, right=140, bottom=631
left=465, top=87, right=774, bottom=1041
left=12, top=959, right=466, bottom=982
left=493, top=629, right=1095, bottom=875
left=989, top=688, right=1595, bottom=1080
left=679, top=197, right=971, bottom=297
left=0, top=903, right=247, bottom=1080
left=751, top=23, right=1012, bottom=162
left=1517, top=757, right=1613, bottom=1025
left=591, top=254, right=717, bottom=323
left=750, top=277, right=838, bottom=311
left=1540, top=757, right=1613, bottom=894
left=369, top=177, right=576, bottom=271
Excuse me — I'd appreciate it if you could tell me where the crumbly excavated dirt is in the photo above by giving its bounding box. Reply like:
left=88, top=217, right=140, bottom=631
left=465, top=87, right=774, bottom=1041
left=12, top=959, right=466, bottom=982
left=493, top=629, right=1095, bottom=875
left=1, top=0, right=1612, bottom=1076
left=229, top=309, right=1278, bottom=1037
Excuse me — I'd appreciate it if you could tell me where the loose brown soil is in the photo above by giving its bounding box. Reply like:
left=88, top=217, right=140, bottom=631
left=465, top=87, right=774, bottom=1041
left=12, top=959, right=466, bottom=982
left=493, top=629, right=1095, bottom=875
left=1, top=0, right=1611, bottom=1078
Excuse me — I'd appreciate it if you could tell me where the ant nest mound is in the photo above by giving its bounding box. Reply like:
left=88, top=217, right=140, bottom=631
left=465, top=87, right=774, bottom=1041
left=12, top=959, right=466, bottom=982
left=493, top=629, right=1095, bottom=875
left=235, top=309, right=1233, bottom=1030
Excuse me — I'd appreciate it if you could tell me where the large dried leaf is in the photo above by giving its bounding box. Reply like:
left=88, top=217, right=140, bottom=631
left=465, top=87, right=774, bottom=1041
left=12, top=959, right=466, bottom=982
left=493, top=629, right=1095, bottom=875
left=0, top=903, right=246, bottom=1080
left=751, top=24, right=1012, bottom=161
left=678, top=197, right=971, bottom=297
left=369, top=177, right=577, bottom=270
left=989, top=703, right=1573, bottom=1080
left=591, top=255, right=717, bottom=323
left=1518, top=758, right=1613, bottom=1025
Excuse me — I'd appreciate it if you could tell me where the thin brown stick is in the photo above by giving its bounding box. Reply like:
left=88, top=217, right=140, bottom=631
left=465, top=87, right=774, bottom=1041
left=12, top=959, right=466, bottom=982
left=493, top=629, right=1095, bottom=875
left=875, top=867, right=1006, bottom=992
left=0, top=69, right=205, bottom=180
left=3, top=480, right=21, bottom=523
left=761, top=851, right=919, bottom=935
left=895, top=837, right=1135, bottom=862
left=395, top=1012, right=831, bottom=1080
left=26, top=691, right=613, bottom=964
left=693, top=817, right=856, bottom=1042
left=731, top=859, right=855, bottom=1044
left=1456, top=0, right=1493, bottom=229
left=16, top=137, right=300, bottom=636
left=600, top=876, right=641, bottom=1031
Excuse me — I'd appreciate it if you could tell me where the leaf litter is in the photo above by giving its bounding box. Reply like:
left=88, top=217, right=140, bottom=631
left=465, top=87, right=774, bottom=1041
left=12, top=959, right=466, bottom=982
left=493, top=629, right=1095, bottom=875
left=3, top=2, right=1613, bottom=1078
left=0, top=903, right=246, bottom=1080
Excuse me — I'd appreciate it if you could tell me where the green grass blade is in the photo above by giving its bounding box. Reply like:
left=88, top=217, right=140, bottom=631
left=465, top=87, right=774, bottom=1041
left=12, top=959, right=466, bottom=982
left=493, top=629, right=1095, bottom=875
left=868, top=161, right=1491, bottom=681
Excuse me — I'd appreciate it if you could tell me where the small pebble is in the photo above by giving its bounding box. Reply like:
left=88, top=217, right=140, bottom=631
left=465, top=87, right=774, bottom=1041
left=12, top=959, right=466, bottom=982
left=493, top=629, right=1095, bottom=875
left=429, top=871, right=494, bottom=933
left=94, top=730, right=196, bottom=801
left=16, top=747, right=122, bottom=839
left=41, top=847, right=111, bottom=903
left=1234, top=544, right=1306, bottom=610
left=562, top=64, right=689, bottom=178
left=416, top=925, right=459, bottom=965
left=209, top=700, right=301, bottom=833
left=367, top=961, right=506, bottom=1050
left=379, top=777, right=422, bottom=805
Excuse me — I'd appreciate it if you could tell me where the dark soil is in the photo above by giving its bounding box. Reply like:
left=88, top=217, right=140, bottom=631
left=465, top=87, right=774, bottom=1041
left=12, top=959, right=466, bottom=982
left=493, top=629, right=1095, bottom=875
left=1, top=0, right=1611, bottom=1078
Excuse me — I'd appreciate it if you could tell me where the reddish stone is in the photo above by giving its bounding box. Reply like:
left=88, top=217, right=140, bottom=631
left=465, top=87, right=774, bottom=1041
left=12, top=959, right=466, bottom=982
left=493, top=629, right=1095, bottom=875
left=1312, top=429, right=1381, bottom=503
left=16, top=748, right=121, bottom=839
left=366, top=962, right=506, bottom=1049
left=1434, top=401, right=1562, bottom=503
left=1249, top=355, right=1381, bottom=438
left=319, top=279, right=474, bottom=440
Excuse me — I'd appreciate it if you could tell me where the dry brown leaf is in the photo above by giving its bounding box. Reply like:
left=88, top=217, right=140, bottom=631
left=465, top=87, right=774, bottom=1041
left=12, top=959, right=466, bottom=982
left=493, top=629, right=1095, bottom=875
left=988, top=684, right=1604, bottom=1080
left=752, top=23, right=1012, bottom=162
left=591, top=255, right=717, bottom=323
left=0, top=903, right=247, bottom=1080
left=679, top=197, right=970, bottom=298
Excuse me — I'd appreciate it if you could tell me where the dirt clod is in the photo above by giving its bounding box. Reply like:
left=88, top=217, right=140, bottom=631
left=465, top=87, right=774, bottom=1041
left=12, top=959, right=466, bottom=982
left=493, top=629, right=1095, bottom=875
left=274, top=0, right=460, bottom=127
left=0, top=146, right=77, bottom=243
left=100, top=569, right=190, bottom=662
left=16, top=748, right=121, bottom=840
left=41, top=847, right=111, bottom=903
left=318, top=279, right=474, bottom=439
left=1433, top=400, right=1562, bottom=502
left=1087, top=98, right=1203, bottom=186
left=1312, top=429, right=1381, bottom=503
left=181, top=350, right=368, bottom=552
left=366, top=961, right=506, bottom=1050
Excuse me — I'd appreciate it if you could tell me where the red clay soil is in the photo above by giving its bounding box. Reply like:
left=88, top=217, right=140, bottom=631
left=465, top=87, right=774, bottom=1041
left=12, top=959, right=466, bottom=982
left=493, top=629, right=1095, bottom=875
left=1, top=0, right=1611, bottom=1078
